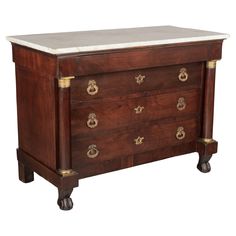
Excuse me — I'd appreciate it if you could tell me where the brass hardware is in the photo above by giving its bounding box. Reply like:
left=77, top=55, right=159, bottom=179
left=134, top=105, right=145, bottom=114
left=178, top=68, right=188, bottom=82
left=206, top=60, right=217, bottom=69
left=134, top=136, right=144, bottom=145
left=176, top=126, right=186, bottom=140
left=87, top=144, right=99, bottom=158
left=135, top=74, right=146, bottom=85
left=58, top=76, right=75, bottom=88
left=87, top=80, right=99, bottom=95
left=201, top=138, right=214, bottom=144
left=58, top=169, right=75, bottom=176
left=177, top=97, right=186, bottom=111
left=87, top=113, right=98, bottom=128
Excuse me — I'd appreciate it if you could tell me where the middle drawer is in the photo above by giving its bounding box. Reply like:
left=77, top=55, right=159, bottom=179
left=71, top=88, right=201, bottom=137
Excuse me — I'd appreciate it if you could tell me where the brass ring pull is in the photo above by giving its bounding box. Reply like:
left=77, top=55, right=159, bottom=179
left=177, top=97, right=186, bottom=111
left=87, top=144, right=99, bottom=158
left=87, top=80, right=99, bottom=95
left=87, top=113, right=98, bottom=128
left=176, top=127, right=186, bottom=140
left=134, top=105, right=144, bottom=114
left=135, top=74, right=146, bottom=85
left=134, top=136, right=144, bottom=145
left=178, top=68, right=188, bottom=82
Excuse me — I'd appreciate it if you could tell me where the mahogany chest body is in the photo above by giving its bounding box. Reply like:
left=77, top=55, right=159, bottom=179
left=8, top=26, right=228, bottom=210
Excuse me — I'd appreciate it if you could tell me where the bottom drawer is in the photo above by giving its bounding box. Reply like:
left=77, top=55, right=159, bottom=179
left=72, top=118, right=200, bottom=176
left=75, top=142, right=197, bottom=179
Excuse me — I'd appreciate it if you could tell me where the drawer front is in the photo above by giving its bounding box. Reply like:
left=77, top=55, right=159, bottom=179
left=75, top=143, right=197, bottom=179
left=71, top=89, right=201, bottom=136
left=58, top=41, right=222, bottom=76
left=71, top=62, right=203, bottom=101
left=72, top=118, right=200, bottom=168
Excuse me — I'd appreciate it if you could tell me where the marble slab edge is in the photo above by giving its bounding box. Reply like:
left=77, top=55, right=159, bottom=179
left=7, top=34, right=229, bottom=55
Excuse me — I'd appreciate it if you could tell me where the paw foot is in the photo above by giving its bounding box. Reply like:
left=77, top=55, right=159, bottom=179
left=58, top=197, right=73, bottom=210
left=197, top=162, right=211, bottom=173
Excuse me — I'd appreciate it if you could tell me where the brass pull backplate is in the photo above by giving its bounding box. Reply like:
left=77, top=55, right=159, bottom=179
left=178, top=68, right=188, bottom=82
left=87, top=80, right=99, bottom=95
left=177, top=97, right=186, bottom=111
left=87, top=113, right=98, bottom=128
left=176, top=126, right=186, bottom=140
left=87, top=144, right=99, bottom=158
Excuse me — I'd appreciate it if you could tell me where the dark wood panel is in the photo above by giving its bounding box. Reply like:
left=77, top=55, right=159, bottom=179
left=71, top=89, right=201, bottom=137
left=59, top=40, right=223, bottom=76
left=15, top=66, right=57, bottom=169
left=71, top=62, right=203, bottom=101
left=12, top=44, right=57, bottom=77
left=72, top=118, right=200, bottom=170
left=76, top=142, right=196, bottom=179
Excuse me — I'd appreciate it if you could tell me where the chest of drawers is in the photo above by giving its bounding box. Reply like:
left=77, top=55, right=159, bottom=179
left=8, top=26, right=228, bottom=210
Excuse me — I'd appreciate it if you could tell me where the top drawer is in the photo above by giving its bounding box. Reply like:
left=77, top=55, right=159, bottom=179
left=71, top=62, right=203, bottom=101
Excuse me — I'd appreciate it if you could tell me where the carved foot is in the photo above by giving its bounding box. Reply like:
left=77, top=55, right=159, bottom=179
left=58, top=197, right=73, bottom=210
left=18, top=161, right=34, bottom=183
left=197, top=154, right=212, bottom=173
left=197, top=161, right=211, bottom=173
left=196, top=139, right=217, bottom=173
left=57, top=189, right=73, bottom=210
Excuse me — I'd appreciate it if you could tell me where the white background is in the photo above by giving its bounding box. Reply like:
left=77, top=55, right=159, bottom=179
left=0, top=0, right=235, bottom=235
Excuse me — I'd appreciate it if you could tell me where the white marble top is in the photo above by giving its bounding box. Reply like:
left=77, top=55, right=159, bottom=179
left=7, top=26, right=228, bottom=55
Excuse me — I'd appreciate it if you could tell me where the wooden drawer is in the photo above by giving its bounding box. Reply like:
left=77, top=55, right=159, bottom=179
left=71, top=62, right=203, bottom=101
left=75, top=143, right=197, bottom=179
left=71, top=89, right=201, bottom=136
left=71, top=118, right=200, bottom=170
left=59, top=40, right=223, bottom=77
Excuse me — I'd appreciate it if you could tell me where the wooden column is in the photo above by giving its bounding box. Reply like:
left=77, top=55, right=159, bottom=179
left=57, top=76, right=79, bottom=210
left=196, top=60, right=218, bottom=173
left=57, top=76, right=74, bottom=176
left=202, top=60, right=217, bottom=140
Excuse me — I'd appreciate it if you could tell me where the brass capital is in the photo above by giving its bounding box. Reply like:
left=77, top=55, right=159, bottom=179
left=206, top=60, right=217, bottom=69
left=58, top=76, right=75, bottom=88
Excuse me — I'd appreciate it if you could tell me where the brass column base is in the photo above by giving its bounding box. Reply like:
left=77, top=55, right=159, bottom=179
left=58, top=169, right=76, bottom=177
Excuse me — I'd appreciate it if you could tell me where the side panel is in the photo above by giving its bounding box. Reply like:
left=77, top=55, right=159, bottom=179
left=15, top=66, right=57, bottom=169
